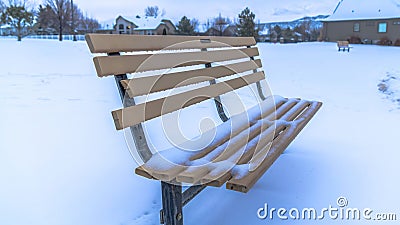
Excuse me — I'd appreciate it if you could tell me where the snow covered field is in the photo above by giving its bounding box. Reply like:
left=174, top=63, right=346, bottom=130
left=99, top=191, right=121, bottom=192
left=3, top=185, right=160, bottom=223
left=1, top=39, right=400, bottom=225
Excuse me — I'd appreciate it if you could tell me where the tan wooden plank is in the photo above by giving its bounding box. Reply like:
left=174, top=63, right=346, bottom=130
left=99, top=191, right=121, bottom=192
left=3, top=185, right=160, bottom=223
left=135, top=167, right=155, bottom=179
left=200, top=122, right=287, bottom=187
left=187, top=97, right=287, bottom=162
left=226, top=101, right=323, bottom=193
left=86, top=34, right=256, bottom=53
left=112, top=72, right=265, bottom=130
left=177, top=118, right=274, bottom=184
left=280, top=100, right=310, bottom=121
left=265, top=98, right=299, bottom=121
left=93, top=47, right=259, bottom=77
left=121, top=59, right=262, bottom=97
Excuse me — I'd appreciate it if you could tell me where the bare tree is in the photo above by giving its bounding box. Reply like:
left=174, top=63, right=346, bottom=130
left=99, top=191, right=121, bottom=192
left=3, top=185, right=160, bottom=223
left=212, top=13, right=231, bottom=36
left=145, top=5, right=159, bottom=18
left=46, top=0, right=69, bottom=41
left=191, top=18, right=199, bottom=31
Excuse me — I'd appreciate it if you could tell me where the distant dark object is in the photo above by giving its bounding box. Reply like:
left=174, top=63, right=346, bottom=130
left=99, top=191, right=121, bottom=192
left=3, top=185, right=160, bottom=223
left=393, top=39, right=400, bottom=46
left=348, top=36, right=362, bottom=44
left=378, top=37, right=392, bottom=46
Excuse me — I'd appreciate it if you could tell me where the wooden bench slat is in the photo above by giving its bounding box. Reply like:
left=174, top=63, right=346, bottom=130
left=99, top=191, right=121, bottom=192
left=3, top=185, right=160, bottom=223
left=111, top=71, right=265, bottom=130
left=199, top=123, right=287, bottom=187
left=187, top=96, right=286, bottom=162
left=121, top=59, right=262, bottom=97
left=226, top=101, right=323, bottom=193
left=86, top=34, right=257, bottom=53
left=93, top=47, right=259, bottom=77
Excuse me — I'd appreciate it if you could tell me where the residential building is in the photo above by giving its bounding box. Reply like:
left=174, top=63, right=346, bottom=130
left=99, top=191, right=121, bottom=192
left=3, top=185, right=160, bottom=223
left=114, top=16, right=176, bottom=35
left=321, top=0, right=400, bottom=43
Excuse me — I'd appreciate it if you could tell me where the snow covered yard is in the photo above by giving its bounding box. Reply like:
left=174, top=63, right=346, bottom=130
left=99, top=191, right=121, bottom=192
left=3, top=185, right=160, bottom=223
left=1, top=39, right=399, bottom=225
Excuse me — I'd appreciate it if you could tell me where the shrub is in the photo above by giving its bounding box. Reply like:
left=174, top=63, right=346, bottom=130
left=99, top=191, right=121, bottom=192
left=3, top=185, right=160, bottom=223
left=394, top=39, right=400, bottom=46
left=378, top=37, right=392, bottom=46
left=348, top=36, right=362, bottom=44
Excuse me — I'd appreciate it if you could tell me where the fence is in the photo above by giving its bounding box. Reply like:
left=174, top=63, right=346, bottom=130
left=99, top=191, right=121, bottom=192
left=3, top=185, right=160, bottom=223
left=25, top=35, right=86, bottom=41
left=0, top=35, right=86, bottom=41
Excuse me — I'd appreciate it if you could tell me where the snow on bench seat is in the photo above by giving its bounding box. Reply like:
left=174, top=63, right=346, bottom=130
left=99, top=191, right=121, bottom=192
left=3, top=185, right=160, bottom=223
left=136, top=96, right=322, bottom=193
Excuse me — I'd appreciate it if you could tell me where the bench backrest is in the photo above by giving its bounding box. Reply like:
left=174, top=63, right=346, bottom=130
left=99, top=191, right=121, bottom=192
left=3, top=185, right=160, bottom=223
left=85, top=34, right=265, bottom=131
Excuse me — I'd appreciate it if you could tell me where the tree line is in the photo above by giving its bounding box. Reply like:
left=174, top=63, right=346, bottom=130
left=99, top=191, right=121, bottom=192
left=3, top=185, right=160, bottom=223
left=175, top=7, right=321, bottom=41
left=176, top=7, right=258, bottom=38
left=0, top=0, right=100, bottom=41
left=1, top=2, right=321, bottom=42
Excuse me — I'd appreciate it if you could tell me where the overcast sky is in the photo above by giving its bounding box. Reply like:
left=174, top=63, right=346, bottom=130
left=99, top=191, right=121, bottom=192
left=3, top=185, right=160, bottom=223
left=72, top=0, right=340, bottom=23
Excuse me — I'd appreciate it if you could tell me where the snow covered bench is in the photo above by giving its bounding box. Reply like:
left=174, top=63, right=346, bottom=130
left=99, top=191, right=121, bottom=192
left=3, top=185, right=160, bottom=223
left=85, top=34, right=322, bottom=225
left=337, top=41, right=351, bottom=52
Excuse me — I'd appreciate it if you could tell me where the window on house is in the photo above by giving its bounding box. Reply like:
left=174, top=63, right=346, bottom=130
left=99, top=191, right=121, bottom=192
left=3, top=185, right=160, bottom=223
left=119, top=24, right=124, bottom=30
left=378, top=22, right=387, bottom=33
left=354, top=23, right=360, bottom=32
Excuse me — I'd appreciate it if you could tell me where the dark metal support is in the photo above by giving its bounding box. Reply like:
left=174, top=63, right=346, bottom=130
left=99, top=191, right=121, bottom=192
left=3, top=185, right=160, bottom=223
left=205, top=62, right=229, bottom=122
left=248, top=47, right=266, bottom=101
left=182, top=185, right=206, bottom=206
left=110, top=52, right=152, bottom=163
left=161, top=182, right=183, bottom=225
left=256, top=81, right=266, bottom=101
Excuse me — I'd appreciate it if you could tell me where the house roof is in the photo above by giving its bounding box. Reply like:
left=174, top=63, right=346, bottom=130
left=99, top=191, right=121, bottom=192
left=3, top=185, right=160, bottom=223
left=324, top=0, right=400, bottom=22
left=118, top=16, right=168, bottom=30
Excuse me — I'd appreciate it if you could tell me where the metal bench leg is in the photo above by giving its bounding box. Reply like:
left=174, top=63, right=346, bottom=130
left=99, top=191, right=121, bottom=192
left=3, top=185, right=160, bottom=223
left=161, top=182, right=183, bottom=225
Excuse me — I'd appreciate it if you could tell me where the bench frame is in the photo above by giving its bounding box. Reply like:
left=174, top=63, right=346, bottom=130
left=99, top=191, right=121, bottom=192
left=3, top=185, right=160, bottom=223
left=87, top=34, right=322, bottom=225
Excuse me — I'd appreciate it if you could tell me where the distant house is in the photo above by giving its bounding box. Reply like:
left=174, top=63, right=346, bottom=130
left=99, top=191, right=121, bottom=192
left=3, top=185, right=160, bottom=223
left=321, top=0, right=400, bottom=43
left=114, top=16, right=176, bottom=35
left=0, top=24, right=13, bottom=36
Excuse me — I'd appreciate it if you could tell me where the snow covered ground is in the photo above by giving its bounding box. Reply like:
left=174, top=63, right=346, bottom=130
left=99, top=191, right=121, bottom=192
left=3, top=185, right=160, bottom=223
left=1, top=39, right=400, bottom=225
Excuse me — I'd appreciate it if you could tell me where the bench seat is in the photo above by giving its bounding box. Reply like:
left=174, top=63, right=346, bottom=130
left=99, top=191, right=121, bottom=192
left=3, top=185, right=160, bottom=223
left=136, top=96, right=321, bottom=193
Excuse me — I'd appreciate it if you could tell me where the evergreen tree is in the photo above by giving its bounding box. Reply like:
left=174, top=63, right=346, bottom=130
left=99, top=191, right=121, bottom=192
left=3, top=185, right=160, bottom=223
left=36, top=4, right=57, bottom=34
left=237, top=7, right=257, bottom=37
left=1, top=3, right=34, bottom=41
left=176, top=16, right=195, bottom=35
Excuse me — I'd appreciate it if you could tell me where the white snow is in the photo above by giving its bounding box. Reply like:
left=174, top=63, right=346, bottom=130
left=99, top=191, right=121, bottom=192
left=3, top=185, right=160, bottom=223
left=1, top=39, right=400, bottom=225
left=324, top=0, right=400, bottom=21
